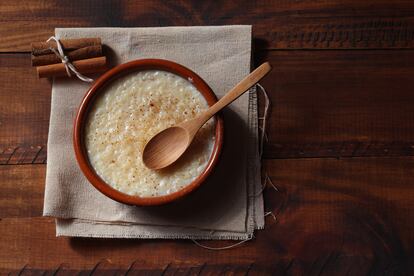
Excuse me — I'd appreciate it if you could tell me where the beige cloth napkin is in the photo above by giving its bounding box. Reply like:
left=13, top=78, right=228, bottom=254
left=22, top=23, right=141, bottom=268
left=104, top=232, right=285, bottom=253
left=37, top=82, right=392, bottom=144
left=43, top=26, right=264, bottom=239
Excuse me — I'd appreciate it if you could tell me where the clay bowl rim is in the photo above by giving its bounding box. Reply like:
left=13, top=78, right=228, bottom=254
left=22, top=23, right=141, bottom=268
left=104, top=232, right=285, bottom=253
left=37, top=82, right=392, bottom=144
left=73, top=58, right=224, bottom=206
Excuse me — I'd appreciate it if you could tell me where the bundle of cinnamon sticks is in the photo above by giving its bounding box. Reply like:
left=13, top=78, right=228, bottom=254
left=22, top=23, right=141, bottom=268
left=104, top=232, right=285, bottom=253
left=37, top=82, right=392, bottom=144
left=31, top=37, right=107, bottom=79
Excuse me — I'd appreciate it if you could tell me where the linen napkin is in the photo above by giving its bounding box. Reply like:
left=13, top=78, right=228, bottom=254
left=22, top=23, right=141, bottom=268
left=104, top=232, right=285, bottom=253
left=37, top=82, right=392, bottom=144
left=43, top=26, right=264, bottom=239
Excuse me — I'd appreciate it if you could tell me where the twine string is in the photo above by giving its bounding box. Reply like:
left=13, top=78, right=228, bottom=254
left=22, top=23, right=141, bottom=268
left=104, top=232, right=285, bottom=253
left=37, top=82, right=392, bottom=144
left=256, top=83, right=270, bottom=158
left=251, top=173, right=279, bottom=197
left=265, top=173, right=279, bottom=192
left=191, top=238, right=252, bottom=250
left=264, top=211, right=277, bottom=221
left=46, top=36, right=94, bottom=82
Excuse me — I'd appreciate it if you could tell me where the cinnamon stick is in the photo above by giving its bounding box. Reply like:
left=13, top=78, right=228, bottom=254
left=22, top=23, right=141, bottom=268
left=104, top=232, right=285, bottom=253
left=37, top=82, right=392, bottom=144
left=37, top=56, right=107, bottom=78
left=32, top=38, right=101, bottom=56
left=31, top=45, right=103, bottom=66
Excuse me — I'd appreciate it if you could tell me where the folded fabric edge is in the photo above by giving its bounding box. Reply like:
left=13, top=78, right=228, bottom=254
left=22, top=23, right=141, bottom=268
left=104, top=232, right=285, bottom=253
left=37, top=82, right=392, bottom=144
left=55, top=25, right=252, bottom=33
left=56, top=232, right=253, bottom=240
left=56, top=219, right=253, bottom=240
left=44, top=212, right=251, bottom=233
left=247, top=87, right=265, bottom=231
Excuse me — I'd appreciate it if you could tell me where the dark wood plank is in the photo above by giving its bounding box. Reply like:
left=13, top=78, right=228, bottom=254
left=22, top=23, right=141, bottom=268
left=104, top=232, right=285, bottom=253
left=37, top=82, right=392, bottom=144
left=2, top=0, right=414, bottom=51
left=258, top=50, right=414, bottom=158
left=0, top=54, right=50, bottom=153
left=0, top=165, right=44, bottom=218
left=264, top=157, right=414, bottom=275
left=1, top=158, right=413, bottom=274
left=3, top=50, right=414, bottom=161
left=0, top=217, right=280, bottom=274
left=5, top=261, right=277, bottom=276
left=0, top=145, right=46, bottom=165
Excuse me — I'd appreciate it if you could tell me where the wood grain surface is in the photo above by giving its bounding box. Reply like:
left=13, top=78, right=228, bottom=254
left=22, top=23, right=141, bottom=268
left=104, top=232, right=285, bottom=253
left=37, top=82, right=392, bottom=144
left=2, top=1, right=414, bottom=51
left=1, top=0, right=414, bottom=275
left=3, top=50, right=414, bottom=162
left=1, top=158, right=413, bottom=274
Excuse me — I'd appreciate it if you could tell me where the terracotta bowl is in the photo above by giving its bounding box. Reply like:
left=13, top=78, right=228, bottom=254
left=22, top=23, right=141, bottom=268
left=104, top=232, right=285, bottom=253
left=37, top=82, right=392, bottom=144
left=73, top=59, right=224, bottom=206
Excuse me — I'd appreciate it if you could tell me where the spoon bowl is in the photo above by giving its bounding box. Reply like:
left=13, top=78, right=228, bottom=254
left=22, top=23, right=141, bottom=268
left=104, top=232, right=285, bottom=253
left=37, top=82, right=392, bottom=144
left=143, top=126, right=191, bottom=170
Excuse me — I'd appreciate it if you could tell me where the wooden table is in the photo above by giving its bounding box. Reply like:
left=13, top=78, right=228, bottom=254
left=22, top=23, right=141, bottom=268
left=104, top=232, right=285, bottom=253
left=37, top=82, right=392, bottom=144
left=1, top=1, right=414, bottom=275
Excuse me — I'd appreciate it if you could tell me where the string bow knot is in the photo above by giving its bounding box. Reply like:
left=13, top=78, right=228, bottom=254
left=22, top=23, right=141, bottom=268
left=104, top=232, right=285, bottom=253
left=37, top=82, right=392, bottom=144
left=46, top=36, right=94, bottom=82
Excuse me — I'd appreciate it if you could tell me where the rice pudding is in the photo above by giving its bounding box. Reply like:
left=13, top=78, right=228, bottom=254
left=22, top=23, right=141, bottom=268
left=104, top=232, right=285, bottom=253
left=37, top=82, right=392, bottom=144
left=85, top=70, right=215, bottom=197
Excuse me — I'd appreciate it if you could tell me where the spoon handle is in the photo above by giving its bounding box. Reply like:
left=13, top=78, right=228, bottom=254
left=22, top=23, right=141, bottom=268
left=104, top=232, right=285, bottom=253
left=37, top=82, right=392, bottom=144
left=204, top=62, right=271, bottom=119
left=179, top=62, right=272, bottom=137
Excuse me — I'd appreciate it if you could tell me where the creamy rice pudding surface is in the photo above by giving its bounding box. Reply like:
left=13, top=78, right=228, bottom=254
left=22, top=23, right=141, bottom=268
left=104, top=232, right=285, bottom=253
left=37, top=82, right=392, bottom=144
left=85, top=70, right=215, bottom=197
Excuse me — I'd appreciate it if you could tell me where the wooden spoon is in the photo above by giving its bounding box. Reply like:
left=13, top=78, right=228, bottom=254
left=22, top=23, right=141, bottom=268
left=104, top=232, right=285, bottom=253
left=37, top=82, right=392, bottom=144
left=142, top=62, right=272, bottom=170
